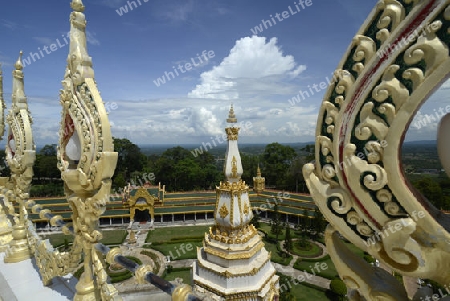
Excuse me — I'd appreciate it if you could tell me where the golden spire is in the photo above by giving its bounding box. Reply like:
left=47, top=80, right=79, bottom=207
left=0, top=62, right=4, bottom=139
left=0, top=62, right=3, bottom=101
left=227, top=104, right=237, bottom=123
left=257, top=164, right=261, bottom=177
left=67, top=0, right=93, bottom=84
left=71, top=0, right=85, bottom=12
left=15, top=51, right=24, bottom=71
left=12, top=51, right=27, bottom=106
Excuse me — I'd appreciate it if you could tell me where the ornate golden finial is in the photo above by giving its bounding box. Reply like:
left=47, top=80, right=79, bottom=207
left=71, top=0, right=85, bottom=12
left=66, top=0, right=93, bottom=84
left=15, top=51, right=23, bottom=71
left=12, top=51, right=27, bottom=106
left=227, top=104, right=237, bottom=123
left=0, top=62, right=3, bottom=98
left=0, top=63, right=5, bottom=139
left=257, top=164, right=261, bottom=177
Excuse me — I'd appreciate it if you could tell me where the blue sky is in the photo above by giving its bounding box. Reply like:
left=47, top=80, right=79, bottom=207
left=0, top=0, right=448, bottom=146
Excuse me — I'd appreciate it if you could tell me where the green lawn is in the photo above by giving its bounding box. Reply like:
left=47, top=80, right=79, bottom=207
left=291, top=240, right=322, bottom=257
left=40, top=233, right=74, bottom=247
left=150, top=241, right=203, bottom=260
left=163, top=268, right=192, bottom=285
left=40, top=229, right=127, bottom=247
left=258, top=223, right=286, bottom=241
left=263, top=239, right=292, bottom=265
left=290, top=282, right=329, bottom=300
left=146, top=225, right=210, bottom=243
left=294, top=257, right=338, bottom=280
left=293, top=242, right=365, bottom=280
left=101, top=230, right=128, bottom=245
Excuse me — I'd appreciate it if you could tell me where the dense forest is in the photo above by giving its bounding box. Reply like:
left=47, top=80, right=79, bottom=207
left=0, top=138, right=448, bottom=210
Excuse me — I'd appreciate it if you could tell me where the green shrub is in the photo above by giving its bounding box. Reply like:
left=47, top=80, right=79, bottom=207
left=140, top=250, right=160, bottom=273
left=363, top=254, right=375, bottom=264
left=125, top=255, right=142, bottom=265
left=297, top=254, right=331, bottom=262
left=166, top=265, right=173, bottom=274
left=330, top=279, right=347, bottom=296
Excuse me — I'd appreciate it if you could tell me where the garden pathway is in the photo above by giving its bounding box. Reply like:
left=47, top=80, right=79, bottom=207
left=279, top=237, right=328, bottom=268
left=272, top=262, right=331, bottom=289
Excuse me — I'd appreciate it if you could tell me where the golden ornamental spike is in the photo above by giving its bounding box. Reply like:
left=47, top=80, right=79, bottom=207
left=0, top=62, right=5, bottom=139
left=4, top=51, right=36, bottom=263
left=56, top=1, right=119, bottom=300
left=0, top=63, right=12, bottom=251
left=303, top=1, right=450, bottom=299
left=226, top=104, right=237, bottom=123
left=253, top=165, right=265, bottom=195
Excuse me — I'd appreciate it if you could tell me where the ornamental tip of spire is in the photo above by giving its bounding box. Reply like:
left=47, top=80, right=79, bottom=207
left=71, top=0, right=85, bottom=12
left=226, top=104, right=237, bottom=123
left=14, top=51, right=23, bottom=71
left=257, top=165, right=261, bottom=176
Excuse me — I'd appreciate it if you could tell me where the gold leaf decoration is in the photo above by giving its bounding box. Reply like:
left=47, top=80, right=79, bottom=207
left=219, top=204, right=229, bottom=218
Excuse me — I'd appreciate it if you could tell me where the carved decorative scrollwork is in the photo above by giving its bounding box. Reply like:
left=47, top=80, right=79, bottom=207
left=304, top=1, right=450, bottom=297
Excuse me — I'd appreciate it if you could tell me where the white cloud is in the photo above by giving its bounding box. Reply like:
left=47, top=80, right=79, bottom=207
left=159, top=0, right=194, bottom=22
left=33, top=37, right=54, bottom=45
left=86, top=31, right=100, bottom=46
left=1, top=19, right=17, bottom=30
left=95, top=0, right=128, bottom=9
left=188, top=36, right=306, bottom=100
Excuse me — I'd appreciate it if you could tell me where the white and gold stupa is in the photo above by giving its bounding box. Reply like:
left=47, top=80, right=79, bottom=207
left=192, top=105, right=279, bottom=300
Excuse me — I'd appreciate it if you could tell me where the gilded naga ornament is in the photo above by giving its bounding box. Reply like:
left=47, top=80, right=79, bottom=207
left=0, top=63, right=13, bottom=252
left=3, top=52, right=36, bottom=263
left=303, top=1, right=450, bottom=300
left=21, top=0, right=121, bottom=299
left=56, top=0, right=119, bottom=299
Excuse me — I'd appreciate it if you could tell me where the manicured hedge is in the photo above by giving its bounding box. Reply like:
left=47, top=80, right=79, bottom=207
left=330, top=278, right=347, bottom=296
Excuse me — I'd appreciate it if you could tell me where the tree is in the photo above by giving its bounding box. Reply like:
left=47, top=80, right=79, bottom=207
left=313, top=208, right=326, bottom=238
left=250, top=213, right=260, bottom=228
left=0, top=150, right=10, bottom=177
left=277, top=273, right=296, bottom=301
left=40, top=144, right=57, bottom=156
left=287, top=157, right=306, bottom=193
left=413, top=177, right=448, bottom=209
left=329, top=278, right=347, bottom=301
left=271, top=204, right=283, bottom=241
left=301, top=144, right=315, bottom=162
left=153, top=146, right=220, bottom=191
left=262, top=143, right=296, bottom=188
left=241, top=153, right=260, bottom=184
left=114, top=137, right=146, bottom=179
left=284, top=224, right=293, bottom=252
left=298, top=228, right=310, bottom=249
left=34, top=144, right=59, bottom=182
left=300, top=208, right=309, bottom=231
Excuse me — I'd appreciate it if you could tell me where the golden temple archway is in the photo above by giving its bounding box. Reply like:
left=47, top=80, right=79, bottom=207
left=127, top=188, right=156, bottom=225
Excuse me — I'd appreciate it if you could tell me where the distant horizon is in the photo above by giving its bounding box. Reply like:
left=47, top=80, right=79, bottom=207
left=11, top=139, right=437, bottom=150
